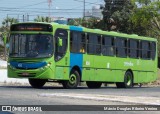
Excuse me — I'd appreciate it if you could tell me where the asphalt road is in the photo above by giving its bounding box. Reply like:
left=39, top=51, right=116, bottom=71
left=0, top=84, right=160, bottom=114
left=0, top=84, right=160, bottom=104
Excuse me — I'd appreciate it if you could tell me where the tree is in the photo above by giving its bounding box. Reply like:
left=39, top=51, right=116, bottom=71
left=102, top=0, right=160, bottom=56
left=130, top=1, right=160, bottom=36
left=34, top=16, right=51, bottom=22
left=111, top=1, right=134, bottom=33
left=67, top=17, right=105, bottom=30
left=2, top=17, right=18, bottom=28
left=0, top=17, right=18, bottom=60
left=135, top=0, right=151, bottom=5
left=102, top=0, right=127, bottom=31
left=1, top=17, right=18, bottom=42
left=67, top=18, right=84, bottom=26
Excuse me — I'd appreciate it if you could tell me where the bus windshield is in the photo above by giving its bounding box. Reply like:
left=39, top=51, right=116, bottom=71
left=9, top=34, right=53, bottom=58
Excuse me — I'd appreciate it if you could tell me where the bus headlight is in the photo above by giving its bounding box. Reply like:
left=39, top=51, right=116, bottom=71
left=46, top=63, right=51, bottom=67
left=41, top=62, right=51, bottom=70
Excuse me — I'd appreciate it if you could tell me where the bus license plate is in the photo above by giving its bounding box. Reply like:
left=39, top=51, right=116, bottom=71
left=22, top=72, right=29, bottom=76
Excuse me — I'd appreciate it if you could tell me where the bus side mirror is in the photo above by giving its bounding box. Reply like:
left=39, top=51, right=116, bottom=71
left=58, top=37, right=63, bottom=47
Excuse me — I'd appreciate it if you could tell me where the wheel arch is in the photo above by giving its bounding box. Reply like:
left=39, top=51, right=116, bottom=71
left=70, top=65, right=82, bottom=81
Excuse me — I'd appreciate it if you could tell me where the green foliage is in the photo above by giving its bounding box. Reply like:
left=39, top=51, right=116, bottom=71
left=102, top=0, right=160, bottom=56
left=0, top=17, right=18, bottom=45
left=102, top=0, right=127, bottom=31
left=34, top=16, right=51, bottom=22
left=111, top=1, right=134, bottom=33
left=130, top=1, right=160, bottom=35
left=134, top=0, right=151, bottom=5
left=67, top=17, right=104, bottom=29
left=0, top=17, right=17, bottom=60
left=2, top=17, right=18, bottom=27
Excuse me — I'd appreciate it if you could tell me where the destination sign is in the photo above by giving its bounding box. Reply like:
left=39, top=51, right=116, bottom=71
left=11, top=23, right=53, bottom=32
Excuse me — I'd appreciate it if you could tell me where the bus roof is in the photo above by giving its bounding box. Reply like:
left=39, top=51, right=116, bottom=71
left=11, top=22, right=157, bottom=42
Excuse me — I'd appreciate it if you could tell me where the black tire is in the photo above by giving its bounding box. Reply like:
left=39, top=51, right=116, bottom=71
left=124, top=71, right=133, bottom=88
left=86, top=81, right=102, bottom=88
left=116, top=71, right=133, bottom=88
left=29, top=79, right=46, bottom=88
left=62, top=70, right=80, bottom=89
left=116, top=82, right=125, bottom=88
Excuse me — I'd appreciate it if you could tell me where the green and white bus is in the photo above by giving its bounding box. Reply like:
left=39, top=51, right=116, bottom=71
left=8, top=22, right=158, bottom=88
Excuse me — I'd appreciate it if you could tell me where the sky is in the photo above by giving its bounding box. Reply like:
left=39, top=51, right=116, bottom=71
left=0, top=0, right=104, bottom=25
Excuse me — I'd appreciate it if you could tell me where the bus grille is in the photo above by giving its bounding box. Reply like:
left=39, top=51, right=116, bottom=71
left=18, top=73, right=36, bottom=77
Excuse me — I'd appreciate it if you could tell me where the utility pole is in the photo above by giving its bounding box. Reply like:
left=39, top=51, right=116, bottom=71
left=83, top=0, right=85, bottom=18
left=48, top=0, right=52, bottom=22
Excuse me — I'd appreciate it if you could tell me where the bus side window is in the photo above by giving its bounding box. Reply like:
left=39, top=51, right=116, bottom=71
left=95, top=35, right=101, bottom=55
left=54, top=29, right=68, bottom=61
left=128, top=39, right=139, bottom=58
left=80, top=46, right=85, bottom=53
left=116, top=37, right=127, bottom=57
left=70, top=31, right=84, bottom=53
left=87, top=34, right=95, bottom=54
left=87, top=33, right=101, bottom=55
left=102, top=36, right=114, bottom=56
left=151, top=42, right=156, bottom=60
left=80, top=33, right=86, bottom=53
left=141, top=41, right=150, bottom=59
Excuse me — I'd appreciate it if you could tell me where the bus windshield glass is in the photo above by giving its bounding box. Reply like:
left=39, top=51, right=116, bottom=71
left=9, top=34, right=53, bottom=58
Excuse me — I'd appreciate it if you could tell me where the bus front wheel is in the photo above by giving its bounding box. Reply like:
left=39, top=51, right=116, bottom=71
left=29, top=79, right=46, bottom=88
left=86, top=81, right=102, bottom=88
left=62, top=70, right=80, bottom=89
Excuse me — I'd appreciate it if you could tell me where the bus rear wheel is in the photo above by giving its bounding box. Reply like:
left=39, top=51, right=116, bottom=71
left=86, top=81, right=102, bottom=88
left=62, top=70, right=80, bottom=89
left=29, top=79, right=46, bottom=88
left=116, top=71, right=133, bottom=88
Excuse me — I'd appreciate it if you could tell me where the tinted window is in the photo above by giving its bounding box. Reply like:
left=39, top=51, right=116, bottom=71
left=55, top=29, right=68, bottom=61
left=141, top=41, right=150, bottom=59
left=70, top=31, right=86, bottom=53
left=9, top=34, right=53, bottom=58
left=102, top=36, right=114, bottom=56
left=129, top=39, right=139, bottom=58
left=87, top=34, right=101, bottom=55
left=116, top=38, right=127, bottom=57
left=151, top=42, right=156, bottom=60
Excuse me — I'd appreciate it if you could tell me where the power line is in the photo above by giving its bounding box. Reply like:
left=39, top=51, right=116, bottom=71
left=73, top=0, right=103, bottom=17
left=0, top=0, right=104, bottom=22
left=0, top=7, right=92, bottom=11
left=0, top=9, right=92, bottom=14
left=74, top=0, right=102, bottom=5
left=0, top=9, right=94, bottom=14
left=19, top=1, right=47, bottom=8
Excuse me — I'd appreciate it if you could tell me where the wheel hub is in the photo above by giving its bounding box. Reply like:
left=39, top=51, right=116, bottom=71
left=69, top=74, right=76, bottom=84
